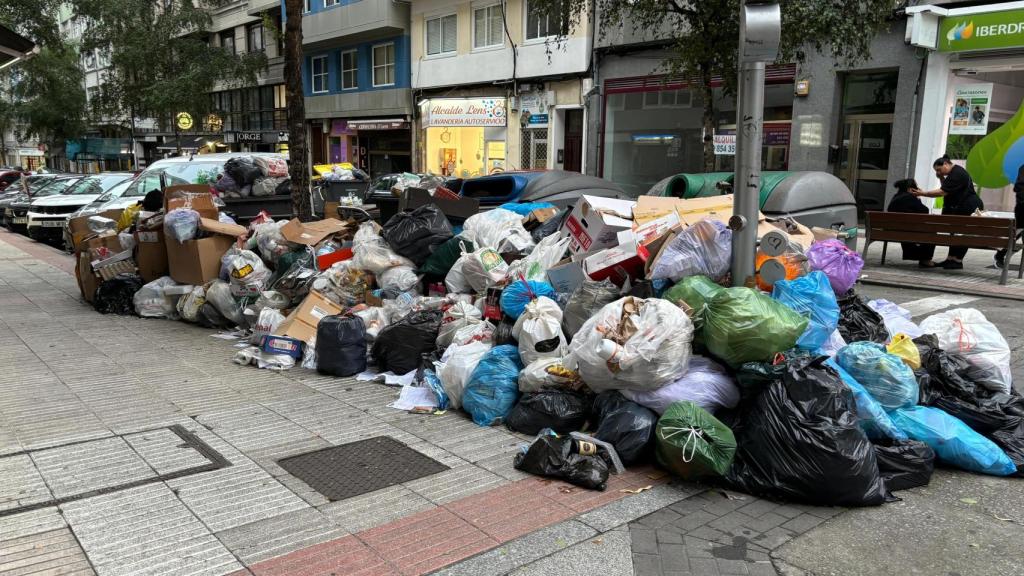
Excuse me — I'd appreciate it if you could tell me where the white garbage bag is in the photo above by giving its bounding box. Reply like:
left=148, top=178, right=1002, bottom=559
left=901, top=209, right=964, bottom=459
left=650, top=219, right=732, bottom=282
left=133, top=276, right=181, bottom=319
left=250, top=307, right=285, bottom=345
left=512, top=296, right=567, bottom=365
left=353, top=238, right=414, bottom=275
left=176, top=285, right=206, bottom=323
left=567, top=296, right=694, bottom=392
left=436, top=301, right=482, bottom=348
left=436, top=340, right=492, bottom=409
left=379, top=265, right=420, bottom=292
left=519, top=357, right=583, bottom=393
left=451, top=320, right=494, bottom=346
left=205, top=280, right=245, bottom=327
left=621, top=356, right=739, bottom=415
left=868, top=299, right=925, bottom=340
left=506, top=232, right=571, bottom=283
left=353, top=306, right=389, bottom=341
left=919, top=308, right=1013, bottom=394
left=444, top=256, right=471, bottom=294
left=460, top=247, right=509, bottom=293
left=463, top=208, right=534, bottom=253
left=228, top=249, right=271, bottom=297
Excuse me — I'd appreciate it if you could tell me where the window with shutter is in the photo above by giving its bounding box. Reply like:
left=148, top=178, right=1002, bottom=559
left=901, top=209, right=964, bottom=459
left=427, top=14, right=458, bottom=56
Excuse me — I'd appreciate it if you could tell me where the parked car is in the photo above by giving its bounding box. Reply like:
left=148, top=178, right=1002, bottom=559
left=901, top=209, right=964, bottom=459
left=3, top=175, right=81, bottom=233
left=27, top=173, right=132, bottom=242
left=0, top=169, right=25, bottom=191
left=0, top=174, right=56, bottom=206
left=67, top=177, right=137, bottom=220
left=126, top=152, right=291, bottom=223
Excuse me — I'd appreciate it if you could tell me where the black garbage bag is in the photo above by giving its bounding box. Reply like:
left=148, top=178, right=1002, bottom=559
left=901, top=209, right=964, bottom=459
left=872, top=438, right=936, bottom=492
left=506, top=390, right=591, bottom=436
left=591, top=391, right=658, bottom=465
left=270, top=251, right=317, bottom=307
left=513, top=430, right=609, bottom=490
left=836, top=290, right=888, bottom=344
left=734, top=349, right=814, bottom=401
left=275, top=177, right=291, bottom=196
left=725, top=356, right=887, bottom=506
left=224, top=156, right=262, bottom=186
left=493, top=316, right=518, bottom=346
left=94, top=273, right=144, bottom=315
left=317, top=315, right=367, bottom=377
left=371, top=309, right=442, bottom=374
left=382, top=204, right=454, bottom=266
left=419, top=235, right=472, bottom=279
left=530, top=209, right=569, bottom=243
left=197, top=301, right=235, bottom=329
left=914, top=334, right=1024, bottom=475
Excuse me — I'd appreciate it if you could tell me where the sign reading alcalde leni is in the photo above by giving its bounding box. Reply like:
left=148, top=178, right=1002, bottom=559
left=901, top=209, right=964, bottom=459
left=939, top=8, right=1024, bottom=52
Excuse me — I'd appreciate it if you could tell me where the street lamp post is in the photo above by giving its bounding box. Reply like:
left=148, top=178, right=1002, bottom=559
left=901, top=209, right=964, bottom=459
left=730, top=2, right=781, bottom=287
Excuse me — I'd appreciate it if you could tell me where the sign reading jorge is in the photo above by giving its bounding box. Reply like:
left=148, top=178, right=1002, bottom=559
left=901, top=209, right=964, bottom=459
left=939, top=9, right=1024, bottom=52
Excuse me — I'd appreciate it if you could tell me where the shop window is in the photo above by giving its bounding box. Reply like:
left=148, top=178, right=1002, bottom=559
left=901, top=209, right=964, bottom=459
left=311, top=55, right=328, bottom=93
left=426, top=14, right=457, bottom=56
left=220, top=31, right=235, bottom=54
left=342, top=50, right=358, bottom=90
left=842, top=71, right=898, bottom=115
left=521, top=128, right=548, bottom=169
left=247, top=23, right=264, bottom=53
left=473, top=4, right=504, bottom=49
left=525, top=0, right=564, bottom=40
left=372, top=43, right=395, bottom=87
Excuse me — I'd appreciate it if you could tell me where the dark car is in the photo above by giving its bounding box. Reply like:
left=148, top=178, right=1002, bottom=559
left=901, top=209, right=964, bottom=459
left=3, top=176, right=82, bottom=233
left=0, top=174, right=59, bottom=229
left=0, top=170, right=25, bottom=191
left=361, top=173, right=455, bottom=223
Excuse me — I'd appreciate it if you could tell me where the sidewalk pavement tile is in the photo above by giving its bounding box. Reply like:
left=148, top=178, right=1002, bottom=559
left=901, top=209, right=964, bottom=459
left=431, top=519, right=598, bottom=576
left=577, top=483, right=700, bottom=533
left=510, top=525, right=634, bottom=576
left=0, top=453, right=53, bottom=512
left=32, top=436, right=155, bottom=499
left=61, top=483, right=242, bottom=576
left=215, top=507, right=349, bottom=566
left=247, top=534, right=397, bottom=576
left=123, top=427, right=215, bottom=475
left=0, top=507, right=67, bottom=541
left=0, top=527, right=95, bottom=576
left=445, top=478, right=577, bottom=542
left=320, top=485, right=436, bottom=534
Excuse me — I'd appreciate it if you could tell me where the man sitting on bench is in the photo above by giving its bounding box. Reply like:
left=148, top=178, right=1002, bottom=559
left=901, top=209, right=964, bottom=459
left=912, top=155, right=984, bottom=270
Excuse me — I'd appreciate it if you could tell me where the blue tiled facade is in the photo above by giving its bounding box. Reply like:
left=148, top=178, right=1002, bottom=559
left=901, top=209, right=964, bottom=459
left=302, top=35, right=411, bottom=97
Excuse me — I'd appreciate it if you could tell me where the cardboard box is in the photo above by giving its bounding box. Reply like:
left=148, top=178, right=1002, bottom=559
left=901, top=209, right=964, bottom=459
left=273, top=291, right=343, bottom=344
left=281, top=218, right=348, bottom=246
left=164, top=186, right=219, bottom=219
left=76, top=234, right=123, bottom=302
left=96, top=259, right=137, bottom=281
left=634, top=195, right=735, bottom=227
left=523, top=207, right=559, bottom=229
left=399, top=187, right=480, bottom=220
left=68, top=209, right=124, bottom=252
left=757, top=216, right=814, bottom=251
left=166, top=235, right=235, bottom=286
left=625, top=211, right=681, bottom=257
left=582, top=241, right=650, bottom=286
left=324, top=201, right=340, bottom=220
left=561, top=195, right=636, bottom=259
left=135, top=229, right=168, bottom=282
left=546, top=258, right=586, bottom=295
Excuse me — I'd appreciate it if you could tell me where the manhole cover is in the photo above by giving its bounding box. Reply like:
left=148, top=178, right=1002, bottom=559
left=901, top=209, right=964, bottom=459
left=278, top=436, right=449, bottom=501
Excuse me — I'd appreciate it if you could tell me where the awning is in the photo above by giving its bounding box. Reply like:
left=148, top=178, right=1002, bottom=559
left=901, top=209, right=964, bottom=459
left=0, top=23, right=36, bottom=70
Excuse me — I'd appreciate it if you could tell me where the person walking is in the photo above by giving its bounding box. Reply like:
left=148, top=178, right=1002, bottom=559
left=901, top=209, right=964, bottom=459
left=994, top=163, right=1024, bottom=269
left=888, top=178, right=936, bottom=267
left=912, top=155, right=984, bottom=269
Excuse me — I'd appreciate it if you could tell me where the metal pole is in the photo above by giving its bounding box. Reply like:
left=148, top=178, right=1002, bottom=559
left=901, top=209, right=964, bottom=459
left=730, top=2, right=780, bottom=287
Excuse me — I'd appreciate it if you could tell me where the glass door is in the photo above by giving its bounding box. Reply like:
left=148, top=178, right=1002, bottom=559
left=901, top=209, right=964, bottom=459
left=838, top=114, right=893, bottom=218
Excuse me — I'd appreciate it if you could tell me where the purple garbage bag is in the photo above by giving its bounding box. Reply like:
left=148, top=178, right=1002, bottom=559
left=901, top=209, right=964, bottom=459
left=807, top=239, right=863, bottom=296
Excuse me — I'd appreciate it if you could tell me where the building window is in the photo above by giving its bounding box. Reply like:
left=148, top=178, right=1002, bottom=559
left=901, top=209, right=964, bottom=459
left=303, top=0, right=310, bottom=12
left=473, top=4, right=504, bottom=49
left=372, top=43, right=395, bottom=87
left=247, top=23, right=264, bottom=53
left=311, top=55, right=328, bottom=93
left=341, top=50, right=358, bottom=90
left=525, top=0, right=563, bottom=40
left=325, top=0, right=338, bottom=6
left=426, top=14, right=457, bottom=56
left=220, top=31, right=235, bottom=54
left=83, top=51, right=96, bottom=69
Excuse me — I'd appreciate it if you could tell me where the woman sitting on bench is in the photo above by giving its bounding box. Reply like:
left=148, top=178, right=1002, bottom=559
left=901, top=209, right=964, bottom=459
left=888, top=178, right=936, bottom=268
left=912, top=155, right=984, bottom=270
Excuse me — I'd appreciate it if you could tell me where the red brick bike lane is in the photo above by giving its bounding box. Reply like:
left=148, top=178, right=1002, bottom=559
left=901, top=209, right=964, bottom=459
left=233, top=467, right=668, bottom=576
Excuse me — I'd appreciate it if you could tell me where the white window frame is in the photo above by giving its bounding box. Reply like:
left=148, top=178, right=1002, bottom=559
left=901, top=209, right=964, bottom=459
left=303, top=0, right=311, bottom=13
left=371, top=42, right=395, bottom=88
left=425, top=13, right=457, bottom=57
left=311, top=55, right=329, bottom=94
left=324, top=0, right=338, bottom=6
left=523, top=0, right=559, bottom=43
left=472, top=3, right=504, bottom=50
left=341, top=49, right=358, bottom=90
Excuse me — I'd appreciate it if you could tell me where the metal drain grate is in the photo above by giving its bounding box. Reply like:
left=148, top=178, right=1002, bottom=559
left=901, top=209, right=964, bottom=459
left=278, top=436, right=449, bottom=501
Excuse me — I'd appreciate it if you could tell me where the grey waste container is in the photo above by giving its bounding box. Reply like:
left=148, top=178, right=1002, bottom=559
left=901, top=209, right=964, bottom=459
left=761, top=172, right=858, bottom=250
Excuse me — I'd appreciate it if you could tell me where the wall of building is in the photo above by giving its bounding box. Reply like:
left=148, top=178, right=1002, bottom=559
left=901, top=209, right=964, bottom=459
left=789, top=24, right=925, bottom=209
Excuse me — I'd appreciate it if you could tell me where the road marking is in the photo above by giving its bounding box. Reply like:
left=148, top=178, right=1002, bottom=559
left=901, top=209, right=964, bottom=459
left=898, top=294, right=981, bottom=318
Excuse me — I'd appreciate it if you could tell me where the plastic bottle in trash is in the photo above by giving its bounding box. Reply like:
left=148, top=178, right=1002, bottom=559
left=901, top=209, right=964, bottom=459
left=596, top=339, right=624, bottom=373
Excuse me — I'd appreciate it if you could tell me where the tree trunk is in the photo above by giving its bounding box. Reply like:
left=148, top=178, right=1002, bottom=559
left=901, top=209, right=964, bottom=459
left=284, top=0, right=311, bottom=221
left=700, top=64, right=715, bottom=173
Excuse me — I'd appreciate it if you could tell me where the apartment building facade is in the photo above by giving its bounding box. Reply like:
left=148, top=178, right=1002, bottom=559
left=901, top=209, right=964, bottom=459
left=409, top=0, right=591, bottom=177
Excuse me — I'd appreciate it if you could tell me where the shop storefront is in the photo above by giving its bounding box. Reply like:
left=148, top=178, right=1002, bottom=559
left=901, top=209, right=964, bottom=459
left=907, top=2, right=1024, bottom=212
left=311, top=118, right=412, bottom=177
left=599, top=65, right=796, bottom=197
left=419, top=98, right=508, bottom=178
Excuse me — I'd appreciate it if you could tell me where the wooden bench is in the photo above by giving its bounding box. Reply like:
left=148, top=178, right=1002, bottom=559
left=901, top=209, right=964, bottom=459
left=862, top=211, right=1023, bottom=285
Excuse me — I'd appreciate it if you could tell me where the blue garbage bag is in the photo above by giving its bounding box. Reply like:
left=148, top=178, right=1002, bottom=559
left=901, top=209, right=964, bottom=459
left=422, top=369, right=449, bottom=411
left=825, top=359, right=907, bottom=441
left=836, top=342, right=918, bottom=410
left=772, top=271, right=840, bottom=351
left=462, top=345, right=523, bottom=426
left=501, top=280, right=558, bottom=319
left=499, top=202, right=556, bottom=216
left=889, top=405, right=1016, bottom=476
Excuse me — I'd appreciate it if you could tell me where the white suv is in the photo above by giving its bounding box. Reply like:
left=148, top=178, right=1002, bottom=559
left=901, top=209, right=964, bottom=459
left=27, top=173, right=132, bottom=241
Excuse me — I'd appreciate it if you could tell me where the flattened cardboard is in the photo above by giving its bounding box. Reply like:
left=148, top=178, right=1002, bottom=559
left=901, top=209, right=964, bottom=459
left=546, top=258, right=586, bottom=295
left=198, top=217, right=246, bottom=238
left=274, top=290, right=342, bottom=344
left=69, top=209, right=124, bottom=252
left=757, top=216, right=814, bottom=251
left=281, top=218, right=348, bottom=246
left=164, top=186, right=219, bottom=220
left=166, top=235, right=235, bottom=286
left=634, top=195, right=734, bottom=227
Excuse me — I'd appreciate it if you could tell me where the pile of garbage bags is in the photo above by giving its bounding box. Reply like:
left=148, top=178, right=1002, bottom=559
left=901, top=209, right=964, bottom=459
left=90, top=184, right=1022, bottom=503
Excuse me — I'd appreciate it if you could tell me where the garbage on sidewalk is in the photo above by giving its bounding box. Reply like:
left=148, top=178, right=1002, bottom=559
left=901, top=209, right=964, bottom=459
left=71, top=183, right=1022, bottom=499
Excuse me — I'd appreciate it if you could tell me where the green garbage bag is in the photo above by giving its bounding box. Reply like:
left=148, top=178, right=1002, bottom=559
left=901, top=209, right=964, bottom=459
left=663, top=275, right=723, bottom=350
left=655, top=401, right=737, bottom=480
left=704, top=287, right=808, bottom=367
left=419, top=235, right=473, bottom=277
